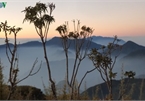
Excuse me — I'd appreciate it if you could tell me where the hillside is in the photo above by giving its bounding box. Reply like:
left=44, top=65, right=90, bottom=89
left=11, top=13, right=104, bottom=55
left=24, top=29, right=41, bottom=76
left=121, top=49, right=145, bottom=59
left=115, top=41, right=145, bottom=55
left=81, top=78, right=145, bottom=100
left=0, top=85, right=46, bottom=100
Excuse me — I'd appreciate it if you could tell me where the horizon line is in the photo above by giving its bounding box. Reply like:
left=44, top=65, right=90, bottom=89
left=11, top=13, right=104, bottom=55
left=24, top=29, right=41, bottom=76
left=1, top=35, right=145, bottom=39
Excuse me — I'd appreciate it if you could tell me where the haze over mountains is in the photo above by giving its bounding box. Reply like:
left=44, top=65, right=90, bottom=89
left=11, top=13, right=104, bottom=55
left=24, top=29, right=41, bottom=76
left=90, top=36, right=125, bottom=46
left=0, top=36, right=145, bottom=92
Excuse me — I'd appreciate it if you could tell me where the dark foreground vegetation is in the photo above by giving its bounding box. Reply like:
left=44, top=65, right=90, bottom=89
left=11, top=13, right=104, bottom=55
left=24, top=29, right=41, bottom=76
left=0, top=78, right=145, bottom=100
left=0, top=85, right=46, bottom=100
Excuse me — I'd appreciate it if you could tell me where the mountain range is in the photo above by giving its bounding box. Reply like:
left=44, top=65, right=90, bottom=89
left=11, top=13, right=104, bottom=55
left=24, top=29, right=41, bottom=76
left=0, top=36, right=145, bottom=92
left=0, top=36, right=125, bottom=48
left=90, top=35, right=125, bottom=46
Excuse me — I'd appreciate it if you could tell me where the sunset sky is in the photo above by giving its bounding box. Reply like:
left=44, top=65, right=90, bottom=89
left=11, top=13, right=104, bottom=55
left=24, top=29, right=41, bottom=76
left=0, top=0, right=145, bottom=45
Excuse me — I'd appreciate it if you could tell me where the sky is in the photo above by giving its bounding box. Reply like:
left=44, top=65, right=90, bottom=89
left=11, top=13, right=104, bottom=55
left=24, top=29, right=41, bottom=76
left=0, top=0, right=145, bottom=45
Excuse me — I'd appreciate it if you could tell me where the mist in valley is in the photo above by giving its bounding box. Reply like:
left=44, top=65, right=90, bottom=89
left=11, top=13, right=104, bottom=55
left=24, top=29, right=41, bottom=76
left=1, top=37, right=145, bottom=93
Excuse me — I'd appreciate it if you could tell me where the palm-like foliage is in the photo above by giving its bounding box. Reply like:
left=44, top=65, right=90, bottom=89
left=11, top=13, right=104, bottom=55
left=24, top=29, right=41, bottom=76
left=22, top=2, right=55, bottom=33
left=0, top=21, right=22, bottom=35
left=56, top=20, right=94, bottom=99
left=22, top=2, right=57, bottom=99
left=56, top=24, right=93, bottom=39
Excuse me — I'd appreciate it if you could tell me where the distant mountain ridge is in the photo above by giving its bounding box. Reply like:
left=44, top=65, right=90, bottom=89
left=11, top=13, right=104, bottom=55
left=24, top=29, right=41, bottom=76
left=90, top=36, right=126, bottom=46
left=0, top=36, right=125, bottom=47
left=19, top=41, right=42, bottom=47
left=0, top=36, right=102, bottom=50
left=1, top=36, right=145, bottom=59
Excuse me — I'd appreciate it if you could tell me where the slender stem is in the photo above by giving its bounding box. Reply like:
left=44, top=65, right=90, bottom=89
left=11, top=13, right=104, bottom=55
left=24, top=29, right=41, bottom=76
left=41, top=36, right=57, bottom=99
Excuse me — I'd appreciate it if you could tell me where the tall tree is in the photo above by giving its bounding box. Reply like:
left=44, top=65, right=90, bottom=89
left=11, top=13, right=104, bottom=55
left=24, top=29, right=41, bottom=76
left=22, top=2, right=57, bottom=99
left=0, top=21, right=41, bottom=100
left=56, top=20, right=94, bottom=99
left=88, top=36, right=121, bottom=100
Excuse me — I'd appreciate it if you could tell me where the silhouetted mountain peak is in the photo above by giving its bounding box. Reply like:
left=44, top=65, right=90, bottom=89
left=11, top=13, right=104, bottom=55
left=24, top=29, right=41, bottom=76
left=117, top=40, right=145, bottom=55
left=46, top=36, right=102, bottom=49
left=46, top=36, right=62, bottom=46
left=123, top=40, right=139, bottom=47
left=49, top=36, right=61, bottom=40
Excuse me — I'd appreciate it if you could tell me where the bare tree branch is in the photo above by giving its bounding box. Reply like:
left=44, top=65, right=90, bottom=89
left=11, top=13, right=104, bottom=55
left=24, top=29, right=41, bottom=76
left=78, top=67, right=96, bottom=89
left=16, top=59, right=42, bottom=84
